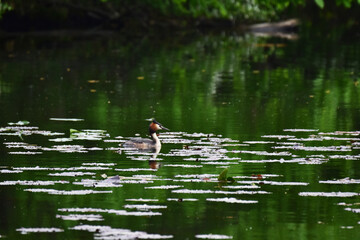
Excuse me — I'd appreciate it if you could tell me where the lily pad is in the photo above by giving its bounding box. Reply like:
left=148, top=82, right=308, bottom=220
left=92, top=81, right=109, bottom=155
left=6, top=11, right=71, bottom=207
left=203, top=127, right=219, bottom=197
left=195, top=234, right=233, bottom=239
left=206, top=197, right=258, bottom=204
left=8, top=120, right=30, bottom=126
left=56, top=214, right=104, bottom=221
left=17, top=227, right=64, bottom=234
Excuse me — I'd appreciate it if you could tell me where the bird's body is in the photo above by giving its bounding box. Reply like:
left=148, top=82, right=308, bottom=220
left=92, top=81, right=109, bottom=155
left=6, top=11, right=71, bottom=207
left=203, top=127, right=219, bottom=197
left=123, top=119, right=169, bottom=151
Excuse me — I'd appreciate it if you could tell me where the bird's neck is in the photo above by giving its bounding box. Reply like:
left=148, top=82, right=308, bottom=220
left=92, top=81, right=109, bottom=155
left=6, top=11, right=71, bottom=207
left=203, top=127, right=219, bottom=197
left=150, top=132, right=161, bottom=146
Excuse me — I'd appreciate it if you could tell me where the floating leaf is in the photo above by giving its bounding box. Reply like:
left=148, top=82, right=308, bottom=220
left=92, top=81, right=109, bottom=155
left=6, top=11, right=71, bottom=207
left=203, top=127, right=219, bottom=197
left=299, top=192, right=359, bottom=197
left=56, top=214, right=104, bottom=221
left=125, top=198, right=159, bottom=202
left=145, top=185, right=183, bottom=189
left=8, top=120, right=30, bottom=126
left=206, top=197, right=257, bottom=204
left=167, top=198, right=198, bottom=202
left=70, top=129, right=80, bottom=134
left=70, top=224, right=172, bottom=238
left=123, top=204, right=167, bottom=210
left=195, top=233, right=233, bottom=239
left=24, top=189, right=112, bottom=195
left=60, top=208, right=162, bottom=216
left=17, top=227, right=63, bottom=234
left=218, top=168, right=228, bottom=181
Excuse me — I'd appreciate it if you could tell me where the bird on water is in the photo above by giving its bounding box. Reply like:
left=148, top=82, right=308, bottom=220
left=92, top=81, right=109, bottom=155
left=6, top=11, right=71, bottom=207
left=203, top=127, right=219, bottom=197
left=123, top=119, right=169, bottom=150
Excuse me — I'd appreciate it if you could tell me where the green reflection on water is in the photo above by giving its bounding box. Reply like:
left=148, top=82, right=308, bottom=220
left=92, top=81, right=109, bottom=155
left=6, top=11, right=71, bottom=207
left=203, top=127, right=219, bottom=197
left=1, top=28, right=359, bottom=138
left=1, top=22, right=360, bottom=240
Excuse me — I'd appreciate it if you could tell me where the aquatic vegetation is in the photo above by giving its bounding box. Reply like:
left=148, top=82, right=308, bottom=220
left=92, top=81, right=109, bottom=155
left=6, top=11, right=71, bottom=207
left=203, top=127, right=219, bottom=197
left=73, top=178, right=123, bottom=188
left=123, top=204, right=167, bottom=210
left=217, top=168, right=235, bottom=183
left=344, top=208, right=360, bottom=213
left=167, top=198, right=198, bottom=201
left=1, top=127, right=64, bottom=139
left=17, top=227, right=64, bottom=234
left=235, top=180, right=308, bottom=186
left=195, top=234, right=233, bottom=239
left=238, top=159, right=299, bottom=163
left=48, top=138, right=73, bottom=142
left=283, top=129, right=319, bottom=132
left=218, top=168, right=229, bottom=182
left=0, top=180, right=69, bottom=186
left=340, top=226, right=354, bottom=229
left=286, top=145, right=352, bottom=152
left=262, top=135, right=296, bottom=139
left=70, top=224, right=173, bottom=239
left=45, top=145, right=89, bottom=153
left=234, top=150, right=293, bottom=156
left=49, top=172, right=96, bottom=177
left=3, top=121, right=360, bottom=239
left=259, top=181, right=308, bottom=186
left=59, top=207, right=162, bottom=216
left=175, top=174, right=218, bottom=178
left=221, top=185, right=260, bottom=189
left=56, top=214, right=104, bottom=221
left=319, top=178, right=360, bottom=184
left=83, top=162, right=117, bottom=166
left=214, top=190, right=270, bottom=195
left=113, top=179, right=154, bottom=184
left=173, top=178, right=216, bottom=183
left=298, top=192, right=360, bottom=197
left=8, top=120, right=30, bottom=126
left=24, top=189, right=112, bottom=195
left=163, top=164, right=203, bottom=168
left=206, top=197, right=258, bottom=204
left=69, top=129, right=110, bottom=141
left=125, top=198, right=159, bottom=202
left=115, top=168, right=157, bottom=172
left=145, top=185, right=183, bottom=189
left=172, top=189, right=215, bottom=194
left=0, top=169, right=23, bottom=173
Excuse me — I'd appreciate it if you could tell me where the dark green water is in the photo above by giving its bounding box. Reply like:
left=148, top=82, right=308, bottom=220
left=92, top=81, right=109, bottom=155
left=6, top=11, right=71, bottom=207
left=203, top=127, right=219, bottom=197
left=1, top=22, right=360, bottom=239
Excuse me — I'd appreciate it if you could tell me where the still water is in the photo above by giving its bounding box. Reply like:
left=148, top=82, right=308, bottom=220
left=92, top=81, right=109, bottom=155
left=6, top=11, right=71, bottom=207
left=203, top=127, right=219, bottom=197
left=1, top=22, right=360, bottom=239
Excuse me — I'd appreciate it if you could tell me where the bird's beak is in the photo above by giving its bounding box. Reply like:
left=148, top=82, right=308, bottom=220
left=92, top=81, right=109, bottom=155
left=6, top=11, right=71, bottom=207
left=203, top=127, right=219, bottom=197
left=159, top=124, right=169, bottom=131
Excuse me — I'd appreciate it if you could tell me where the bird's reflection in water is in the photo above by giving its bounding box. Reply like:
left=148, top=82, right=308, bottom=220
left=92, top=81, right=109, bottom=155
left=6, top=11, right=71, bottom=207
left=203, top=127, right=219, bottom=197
left=148, top=144, right=161, bottom=169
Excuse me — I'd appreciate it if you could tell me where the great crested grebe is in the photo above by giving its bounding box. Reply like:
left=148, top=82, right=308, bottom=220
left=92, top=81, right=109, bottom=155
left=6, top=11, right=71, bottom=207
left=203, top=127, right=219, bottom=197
left=123, top=119, right=169, bottom=150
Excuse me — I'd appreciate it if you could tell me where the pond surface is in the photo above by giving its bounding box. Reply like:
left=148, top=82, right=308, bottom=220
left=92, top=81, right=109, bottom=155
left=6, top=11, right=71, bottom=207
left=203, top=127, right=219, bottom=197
left=1, top=22, right=360, bottom=239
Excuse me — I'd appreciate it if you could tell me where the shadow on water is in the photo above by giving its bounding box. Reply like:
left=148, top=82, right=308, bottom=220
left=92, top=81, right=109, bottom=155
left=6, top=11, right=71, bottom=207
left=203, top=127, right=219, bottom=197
left=1, top=20, right=360, bottom=239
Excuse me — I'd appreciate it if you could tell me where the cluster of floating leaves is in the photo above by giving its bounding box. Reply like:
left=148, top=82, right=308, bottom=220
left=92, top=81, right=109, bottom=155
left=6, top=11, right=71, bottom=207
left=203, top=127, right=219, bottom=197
left=3, top=121, right=360, bottom=237
left=1, top=120, right=110, bottom=154
left=58, top=207, right=163, bottom=216
left=3, top=122, right=358, bottom=165
left=70, top=225, right=173, bottom=239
